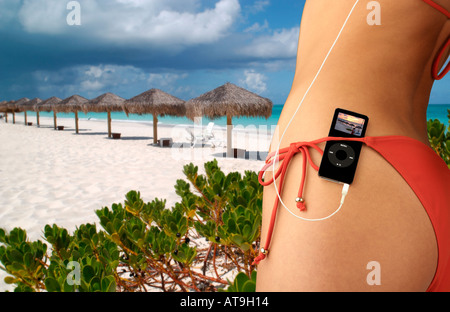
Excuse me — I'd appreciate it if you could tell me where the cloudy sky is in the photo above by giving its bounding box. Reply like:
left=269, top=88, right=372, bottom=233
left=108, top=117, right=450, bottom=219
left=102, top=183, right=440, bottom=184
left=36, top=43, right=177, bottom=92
left=0, top=0, right=448, bottom=104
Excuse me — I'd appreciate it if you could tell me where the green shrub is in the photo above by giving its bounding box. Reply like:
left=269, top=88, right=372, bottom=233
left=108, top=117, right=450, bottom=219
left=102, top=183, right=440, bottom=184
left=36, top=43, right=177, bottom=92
left=0, top=228, right=47, bottom=292
left=428, top=109, right=450, bottom=168
left=223, top=271, right=257, bottom=292
left=0, top=160, right=263, bottom=292
left=1, top=112, right=448, bottom=292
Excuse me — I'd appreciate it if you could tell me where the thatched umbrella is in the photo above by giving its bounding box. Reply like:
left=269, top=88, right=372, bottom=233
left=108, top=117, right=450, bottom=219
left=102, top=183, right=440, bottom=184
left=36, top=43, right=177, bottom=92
left=35, top=97, right=62, bottom=129
left=124, top=89, right=186, bottom=144
left=5, top=100, right=16, bottom=123
left=0, top=101, right=8, bottom=122
left=15, top=98, right=30, bottom=125
left=21, top=98, right=42, bottom=126
left=54, top=95, right=88, bottom=134
left=185, top=82, right=273, bottom=156
left=6, top=98, right=29, bottom=124
left=82, top=93, right=125, bottom=138
left=18, top=98, right=41, bottom=126
left=0, top=101, right=7, bottom=112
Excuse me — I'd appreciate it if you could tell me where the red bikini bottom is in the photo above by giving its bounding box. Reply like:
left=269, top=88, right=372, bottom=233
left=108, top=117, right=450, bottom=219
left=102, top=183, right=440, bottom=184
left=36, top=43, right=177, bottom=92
left=254, top=136, right=450, bottom=292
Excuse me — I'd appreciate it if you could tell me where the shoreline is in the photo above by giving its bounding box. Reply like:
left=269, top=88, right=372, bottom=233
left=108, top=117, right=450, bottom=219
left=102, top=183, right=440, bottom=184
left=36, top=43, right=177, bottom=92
left=6, top=109, right=282, bottom=132
left=5, top=112, right=278, bottom=134
left=0, top=115, right=271, bottom=291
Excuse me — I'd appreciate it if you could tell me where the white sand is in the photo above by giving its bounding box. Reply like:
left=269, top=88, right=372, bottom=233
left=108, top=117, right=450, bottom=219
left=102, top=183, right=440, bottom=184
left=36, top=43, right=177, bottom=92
left=0, top=114, right=272, bottom=291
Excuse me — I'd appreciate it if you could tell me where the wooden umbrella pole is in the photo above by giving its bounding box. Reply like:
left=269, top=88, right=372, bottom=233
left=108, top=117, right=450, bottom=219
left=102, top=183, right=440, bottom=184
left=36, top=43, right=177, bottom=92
left=108, top=111, right=112, bottom=138
left=75, top=111, right=79, bottom=134
left=24, top=111, right=27, bottom=125
left=53, top=112, right=57, bottom=129
left=12, top=112, right=15, bottom=124
left=153, top=115, right=158, bottom=145
left=36, top=111, right=40, bottom=127
left=227, top=114, right=233, bottom=157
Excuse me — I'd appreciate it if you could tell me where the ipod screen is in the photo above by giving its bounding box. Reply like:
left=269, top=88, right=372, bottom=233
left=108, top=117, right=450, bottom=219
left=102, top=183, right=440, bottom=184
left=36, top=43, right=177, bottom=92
left=334, top=112, right=366, bottom=137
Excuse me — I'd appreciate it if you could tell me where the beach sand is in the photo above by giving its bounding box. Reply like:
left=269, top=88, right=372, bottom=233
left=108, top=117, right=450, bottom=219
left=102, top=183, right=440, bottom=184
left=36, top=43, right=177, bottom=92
left=0, top=114, right=272, bottom=291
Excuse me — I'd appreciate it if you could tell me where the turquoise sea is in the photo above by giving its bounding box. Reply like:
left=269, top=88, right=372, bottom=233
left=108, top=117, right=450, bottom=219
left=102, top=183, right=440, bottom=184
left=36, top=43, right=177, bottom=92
left=21, top=104, right=450, bottom=128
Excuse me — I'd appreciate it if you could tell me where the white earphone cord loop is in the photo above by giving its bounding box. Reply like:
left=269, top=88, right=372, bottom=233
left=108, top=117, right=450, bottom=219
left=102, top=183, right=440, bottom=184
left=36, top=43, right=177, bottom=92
left=271, top=0, right=360, bottom=222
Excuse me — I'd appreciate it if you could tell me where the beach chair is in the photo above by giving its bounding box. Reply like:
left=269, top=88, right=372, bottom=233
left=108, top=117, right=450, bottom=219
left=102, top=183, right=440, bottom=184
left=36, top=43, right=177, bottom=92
left=186, top=122, right=223, bottom=147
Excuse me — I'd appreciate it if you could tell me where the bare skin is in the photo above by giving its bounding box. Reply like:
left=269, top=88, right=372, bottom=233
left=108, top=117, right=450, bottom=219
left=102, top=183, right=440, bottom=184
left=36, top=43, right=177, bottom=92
left=256, top=0, right=450, bottom=292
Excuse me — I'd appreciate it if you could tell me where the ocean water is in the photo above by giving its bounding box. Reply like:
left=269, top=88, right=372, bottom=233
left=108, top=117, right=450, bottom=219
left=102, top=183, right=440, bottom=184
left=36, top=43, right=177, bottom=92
left=19, top=104, right=450, bottom=128
left=427, top=104, right=450, bottom=124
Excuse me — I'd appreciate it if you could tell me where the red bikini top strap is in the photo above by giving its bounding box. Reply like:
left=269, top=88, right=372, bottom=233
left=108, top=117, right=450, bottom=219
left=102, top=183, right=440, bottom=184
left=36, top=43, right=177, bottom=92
left=422, top=0, right=450, bottom=18
left=422, top=0, right=450, bottom=80
left=433, top=39, right=450, bottom=80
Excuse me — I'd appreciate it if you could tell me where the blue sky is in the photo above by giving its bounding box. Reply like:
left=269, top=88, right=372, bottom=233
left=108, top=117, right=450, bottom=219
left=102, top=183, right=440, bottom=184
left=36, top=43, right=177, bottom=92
left=0, top=0, right=448, bottom=105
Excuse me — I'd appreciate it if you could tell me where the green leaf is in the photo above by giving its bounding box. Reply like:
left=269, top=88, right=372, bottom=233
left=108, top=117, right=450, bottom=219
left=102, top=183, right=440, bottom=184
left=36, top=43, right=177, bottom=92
left=89, top=276, right=101, bottom=292
left=230, top=234, right=244, bottom=247
left=4, top=276, right=18, bottom=284
left=242, top=280, right=256, bottom=292
left=9, top=228, right=27, bottom=246
left=82, top=265, right=95, bottom=283
left=251, top=270, right=257, bottom=282
left=7, top=249, right=23, bottom=263
left=242, top=224, right=252, bottom=240
left=6, top=262, right=24, bottom=273
left=227, top=219, right=237, bottom=233
left=63, top=279, right=75, bottom=292
left=0, top=229, right=6, bottom=243
left=110, top=233, right=121, bottom=245
left=23, top=252, right=33, bottom=267
left=227, top=271, right=257, bottom=292
left=101, top=276, right=116, bottom=292
left=45, top=277, right=61, bottom=292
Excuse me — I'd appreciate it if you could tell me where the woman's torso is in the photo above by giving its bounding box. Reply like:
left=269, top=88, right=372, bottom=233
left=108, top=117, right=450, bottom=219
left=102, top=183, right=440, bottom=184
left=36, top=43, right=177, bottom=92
left=256, top=0, right=449, bottom=291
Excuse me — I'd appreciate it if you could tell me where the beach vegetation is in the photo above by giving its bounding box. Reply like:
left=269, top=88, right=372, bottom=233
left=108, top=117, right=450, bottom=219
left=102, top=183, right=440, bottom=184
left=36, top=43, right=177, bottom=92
left=1, top=112, right=448, bottom=292
left=428, top=109, right=450, bottom=168
left=0, top=160, right=262, bottom=292
left=222, top=271, right=257, bottom=292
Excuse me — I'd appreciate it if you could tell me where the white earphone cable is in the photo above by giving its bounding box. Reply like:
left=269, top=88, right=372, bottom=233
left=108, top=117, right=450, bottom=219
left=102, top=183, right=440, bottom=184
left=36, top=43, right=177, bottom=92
left=271, top=0, right=360, bottom=222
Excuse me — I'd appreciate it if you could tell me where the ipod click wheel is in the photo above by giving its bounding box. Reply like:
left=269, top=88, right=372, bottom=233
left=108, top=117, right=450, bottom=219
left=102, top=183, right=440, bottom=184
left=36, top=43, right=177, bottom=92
left=327, top=143, right=355, bottom=168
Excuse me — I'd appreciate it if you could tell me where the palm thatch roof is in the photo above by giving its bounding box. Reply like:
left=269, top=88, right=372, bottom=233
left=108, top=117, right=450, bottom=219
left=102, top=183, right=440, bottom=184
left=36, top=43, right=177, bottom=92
left=36, top=97, right=62, bottom=112
left=185, top=83, right=272, bottom=121
left=124, top=89, right=186, bottom=117
left=7, top=98, right=30, bottom=112
left=186, top=83, right=272, bottom=157
left=50, top=95, right=88, bottom=133
left=0, top=101, right=7, bottom=112
left=11, top=98, right=31, bottom=125
left=19, top=98, right=42, bottom=112
left=5, top=100, right=15, bottom=112
left=3, top=98, right=29, bottom=124
left=82, top=93, right=125, bottom=138
left=20, top=98, right=43, bottom=126
left=83, top=93, right=124, bottom=113
left=124, top=89, right=186, bottom=144
left=54, top=95, right=88, bottom=113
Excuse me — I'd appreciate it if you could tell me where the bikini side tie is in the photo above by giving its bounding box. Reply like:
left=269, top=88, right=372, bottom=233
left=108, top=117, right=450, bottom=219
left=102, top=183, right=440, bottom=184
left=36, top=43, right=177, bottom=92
left=253, top=137, right=367, bottom=266
left=253, top=140, right=324, bottom=265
